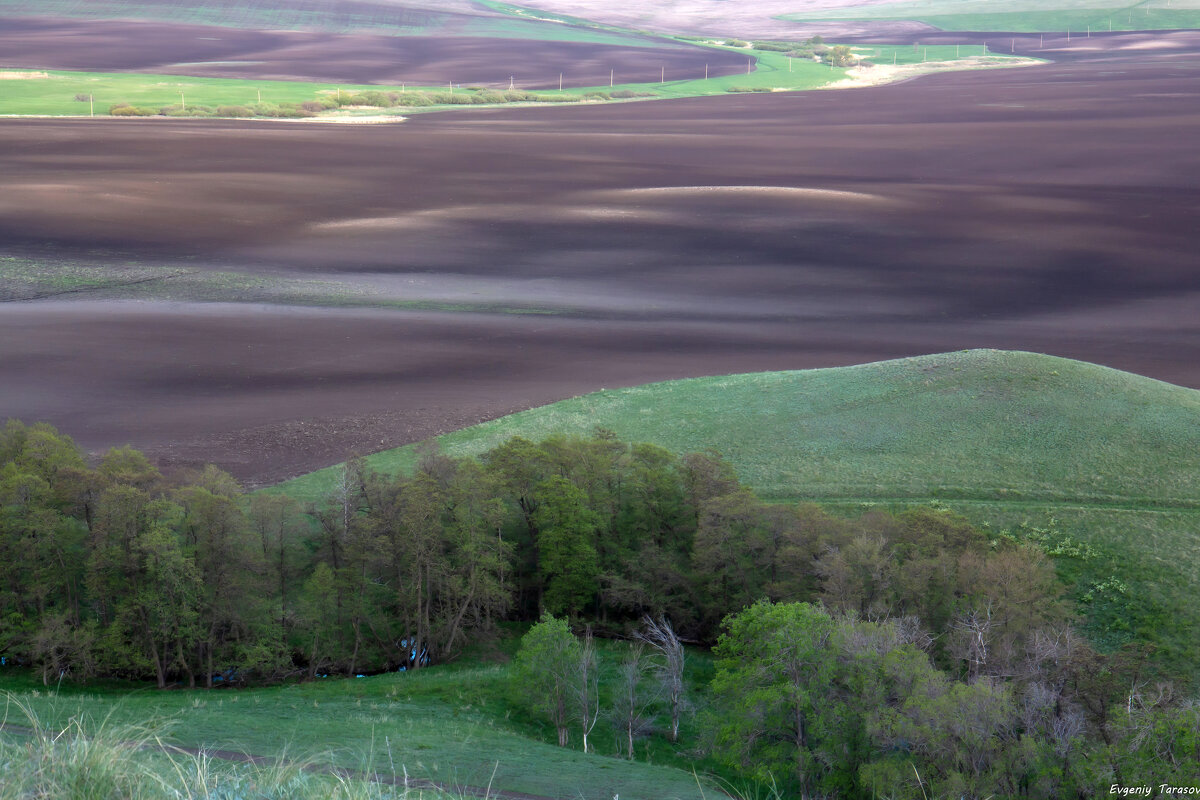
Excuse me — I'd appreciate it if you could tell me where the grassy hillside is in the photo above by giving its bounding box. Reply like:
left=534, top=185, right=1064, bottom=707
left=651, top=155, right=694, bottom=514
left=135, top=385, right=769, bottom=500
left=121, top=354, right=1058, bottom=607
left=277, top=350, right=1200, bottom=506
left=273, top=350, right=1200, bottom=676
left=781, top=0, right=1200, bottom=33
left=0, top=635, right=719, bottom=800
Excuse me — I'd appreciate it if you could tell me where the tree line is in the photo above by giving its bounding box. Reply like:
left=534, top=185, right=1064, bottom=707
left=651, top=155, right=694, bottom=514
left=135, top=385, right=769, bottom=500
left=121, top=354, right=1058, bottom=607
left=1, top=419, right=1196, bottom=795
left=514, top=602, right=1197, bottom=799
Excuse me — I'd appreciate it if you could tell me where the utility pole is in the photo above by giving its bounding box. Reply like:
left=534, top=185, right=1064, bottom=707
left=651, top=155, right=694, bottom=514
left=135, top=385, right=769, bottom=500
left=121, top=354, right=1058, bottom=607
left=559, top=73, right=563, bottom=91
left=705, top=63, right=708, bottom=79
left=180, top=91, right=185, bottom=110
left=89, top=94, right=94, bottom=117
left=661, top=66, right=664, bottom=83
left=610, top=69, right=613, bottom=87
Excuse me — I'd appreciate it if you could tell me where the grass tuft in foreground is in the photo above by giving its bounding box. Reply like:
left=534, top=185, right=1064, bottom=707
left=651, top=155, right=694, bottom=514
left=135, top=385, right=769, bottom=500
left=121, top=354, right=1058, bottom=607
left=0, top=692, right=466, bottom=799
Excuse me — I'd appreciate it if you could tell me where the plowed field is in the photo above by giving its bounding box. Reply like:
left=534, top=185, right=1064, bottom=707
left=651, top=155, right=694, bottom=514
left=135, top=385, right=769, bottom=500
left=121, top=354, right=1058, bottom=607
left=2, top=28, right=1198, bottom=484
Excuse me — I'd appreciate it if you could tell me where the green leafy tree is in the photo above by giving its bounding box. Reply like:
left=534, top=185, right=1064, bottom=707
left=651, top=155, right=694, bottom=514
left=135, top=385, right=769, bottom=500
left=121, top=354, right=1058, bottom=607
left=512, top=612, right=581, bottom=747
left=711, top=600, right=838, bottom=793
left=533, top=477, right=599, bottom=618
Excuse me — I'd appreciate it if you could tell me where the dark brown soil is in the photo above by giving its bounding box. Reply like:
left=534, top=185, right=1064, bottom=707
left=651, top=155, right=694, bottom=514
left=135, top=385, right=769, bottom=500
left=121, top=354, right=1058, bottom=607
left=0, top=16, right=744, bottom=87
left=2, top=29, right=1199, bottom=485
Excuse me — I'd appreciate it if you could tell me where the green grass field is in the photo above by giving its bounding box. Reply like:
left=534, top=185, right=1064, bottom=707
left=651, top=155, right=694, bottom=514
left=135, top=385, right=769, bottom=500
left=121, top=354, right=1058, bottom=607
left=269, top=350, right=1200, bottom=677
left=781, top=0, right=1200, bottom=33
left=0, top=70, right=420, bottom=117
left=0, top=635, right=720, bottom=800
left=0, top=51, right=845, bottom=118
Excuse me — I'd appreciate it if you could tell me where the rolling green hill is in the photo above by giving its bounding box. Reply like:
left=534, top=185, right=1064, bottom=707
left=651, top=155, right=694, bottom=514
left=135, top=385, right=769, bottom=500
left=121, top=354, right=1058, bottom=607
left=274, top=350, right=1200, bottom=677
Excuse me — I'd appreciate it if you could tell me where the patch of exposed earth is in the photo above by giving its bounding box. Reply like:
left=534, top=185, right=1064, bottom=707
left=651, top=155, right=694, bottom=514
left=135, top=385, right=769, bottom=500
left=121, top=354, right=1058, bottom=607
left=2, top=31, right=1199, bottom=484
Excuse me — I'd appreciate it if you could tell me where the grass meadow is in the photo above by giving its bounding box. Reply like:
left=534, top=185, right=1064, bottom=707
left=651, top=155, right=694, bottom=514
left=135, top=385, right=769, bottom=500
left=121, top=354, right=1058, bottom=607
left=270, top=350, right=1200, bottom=678
left=0, top=70, right=415, bottom=117
left=0, top=634, right=722, bottom=800
left=781, top=0, right=1200, bottom=33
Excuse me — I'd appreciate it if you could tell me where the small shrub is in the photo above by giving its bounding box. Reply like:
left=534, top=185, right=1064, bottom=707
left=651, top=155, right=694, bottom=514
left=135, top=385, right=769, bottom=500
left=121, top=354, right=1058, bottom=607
left=753, top=41, right=796, bottom=52
left=250, top=102, right=314, bottom=118
left=108, top=103, right=153, bottom=116
left=609, top=90, right=653, bottom=99
left=73, top=93, right=90, bottom=102
left=393, top=92, right=433, bottom=107
left=725, top=86, right=771, bottom=93
left=300, top=100, right=325, bottom=113
left=726, top=39, right=749, bottom=48
left=354, top=90, right=391, bottom=107
left=583, top=91, right=612, bottom=100
left=217, top=105, right=253, bottom=117
left=161, top=104, right=216, bottom=117
left=428, top=92, right=477, bottom=105
left=475, top=90, right=507, bottom=104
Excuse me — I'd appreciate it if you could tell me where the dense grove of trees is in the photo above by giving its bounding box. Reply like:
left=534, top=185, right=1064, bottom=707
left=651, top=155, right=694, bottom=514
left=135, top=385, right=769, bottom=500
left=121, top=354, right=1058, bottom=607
left=2, top=419, right=1196, bottom=796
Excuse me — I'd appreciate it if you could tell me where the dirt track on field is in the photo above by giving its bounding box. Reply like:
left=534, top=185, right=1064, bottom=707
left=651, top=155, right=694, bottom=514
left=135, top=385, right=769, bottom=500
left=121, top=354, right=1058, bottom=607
left=2, top=29, right=1199, bottom=485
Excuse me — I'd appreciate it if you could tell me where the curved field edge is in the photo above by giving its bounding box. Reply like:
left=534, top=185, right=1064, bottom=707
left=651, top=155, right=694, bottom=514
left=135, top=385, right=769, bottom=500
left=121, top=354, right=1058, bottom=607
left=273, top=349, right=1200, bottom=507
left=779, top=0, right=1200, bottom=33
left=268, top=349, right=1200, bottom=672
left=0, top=46, right=1038, bottom=118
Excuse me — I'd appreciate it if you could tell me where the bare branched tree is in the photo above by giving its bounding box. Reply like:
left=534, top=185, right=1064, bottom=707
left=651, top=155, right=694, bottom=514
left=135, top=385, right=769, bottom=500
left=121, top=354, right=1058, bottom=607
left=576, top=626, right=600, bottom=753
left=612, top=642, right=659, bottom=759
left=636, top=614, right=686, bottom=742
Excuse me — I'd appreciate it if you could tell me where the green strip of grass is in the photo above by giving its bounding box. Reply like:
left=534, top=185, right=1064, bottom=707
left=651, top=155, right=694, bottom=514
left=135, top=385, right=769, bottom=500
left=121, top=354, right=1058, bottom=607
left=0, top=70, right=403, bottom=117
left=781, top=0, right=1200, bottom=32
left=0, top=256, right=560, bottom=314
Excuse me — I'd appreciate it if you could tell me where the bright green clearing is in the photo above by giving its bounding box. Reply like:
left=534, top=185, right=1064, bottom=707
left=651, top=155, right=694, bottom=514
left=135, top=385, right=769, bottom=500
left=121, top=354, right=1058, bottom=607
left=269, top=350, right=1200, bottom=677
left=781, top=0, right=1200, bottom=33
left=0, top=638, right=719, bottom=800
left=0, top=70, right=415, bottom=117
